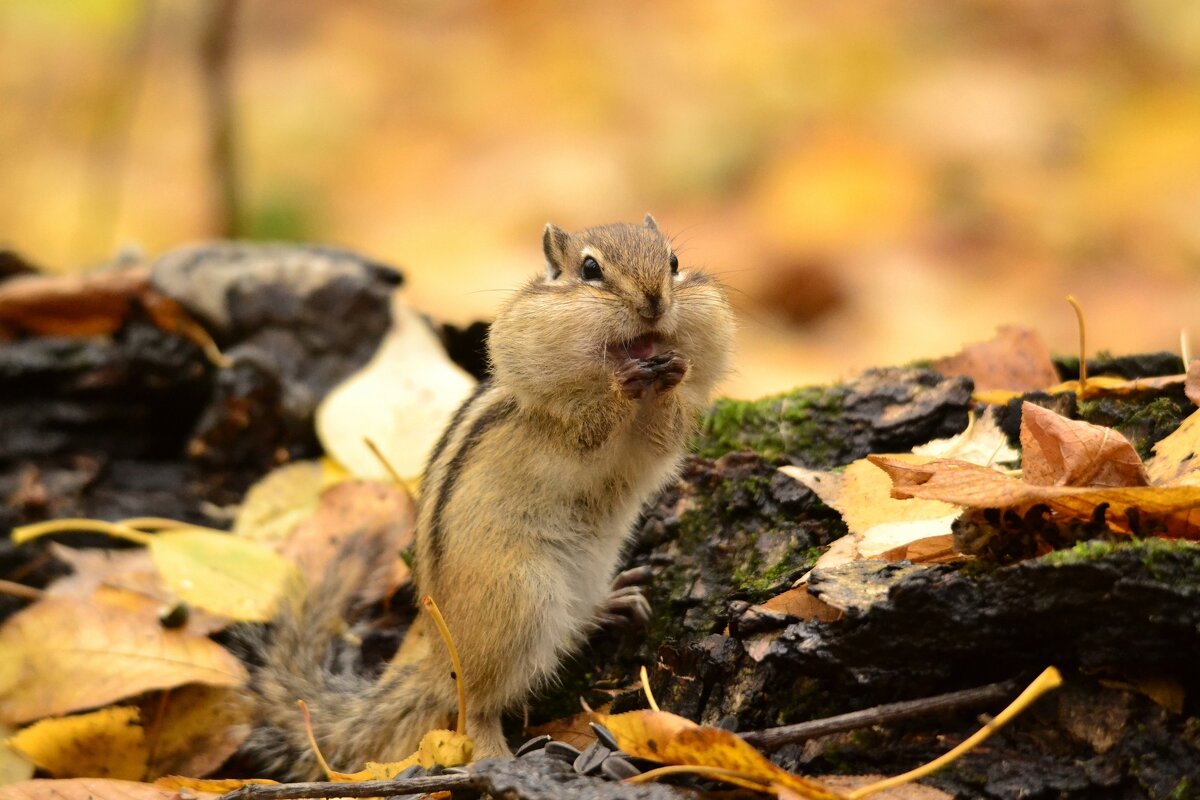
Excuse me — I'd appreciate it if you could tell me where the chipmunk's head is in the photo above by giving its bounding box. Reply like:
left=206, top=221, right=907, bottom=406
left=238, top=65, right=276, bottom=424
left=490, top=215, right=734, bottom=402
left=536, top=214, right=729, bottom=362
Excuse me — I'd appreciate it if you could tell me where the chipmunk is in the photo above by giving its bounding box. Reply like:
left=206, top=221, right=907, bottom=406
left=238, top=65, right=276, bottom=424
left=242, top=215, right=734, bottom=780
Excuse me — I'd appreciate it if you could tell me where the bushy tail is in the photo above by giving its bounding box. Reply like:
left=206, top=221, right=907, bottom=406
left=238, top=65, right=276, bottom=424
left=236, top=534, right=447, bottom=781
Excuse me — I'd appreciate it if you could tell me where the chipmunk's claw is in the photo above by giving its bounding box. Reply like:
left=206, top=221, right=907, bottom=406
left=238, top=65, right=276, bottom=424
left=596, top=567, right=653, bottom=627
left=616, top=352, right=687, bottom=400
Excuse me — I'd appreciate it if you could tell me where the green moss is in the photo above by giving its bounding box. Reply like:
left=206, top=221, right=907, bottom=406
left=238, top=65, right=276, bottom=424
left=1077, top=395, right=1187, bottom=460
left=1040, top=538, right=1200, bottom=579
left=1167, top=777, right=1194, bottom=800
left=694, top=384, right=848, bottom=462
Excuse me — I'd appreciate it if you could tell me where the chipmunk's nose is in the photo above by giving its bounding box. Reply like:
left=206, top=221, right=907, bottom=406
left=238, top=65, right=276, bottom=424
left=639, top=292, right=664, bottom=320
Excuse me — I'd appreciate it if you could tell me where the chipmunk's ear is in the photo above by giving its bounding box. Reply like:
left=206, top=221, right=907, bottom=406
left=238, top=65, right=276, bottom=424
left=643, top=214, right=659, bottom=232
left=543, top=223, right=569, bottom=279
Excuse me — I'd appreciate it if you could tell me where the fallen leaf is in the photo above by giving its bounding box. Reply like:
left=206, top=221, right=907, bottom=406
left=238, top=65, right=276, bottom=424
left=153, top=777, right=274, bottom=793
left=870, top=455, right=1200, bottom=538
left=316, top=300, right=476, bottom=482
left=149, top=530, right=297, bottom=623
left=600, top=709, right=841, bottom=799
left=1146, top=408, right=1200, bottom=487
left=1020, top=402, right=1148, bottom=487
left=0, top=596, right=247, bottom=725
left=783, top=458, right=962, bottom=574
left=280, top=481, right=416, bottom=601
left=932, top=326, right=1059, bottom=393
left=7, top=707, right=147, bottom=780
left=233, top=459, right=346, bottom=543
left=45, top=547, right=227, bottom=637
left=758, top=587, right=844, bottom=623
left=0, top=778, right=214, bottom=800
left=0, top=267, right=149, bottom=338
left=0, top=725, right=34, bottom=786
left=141, top=686, right=252, bottom=779
left=335, top=729, right=474, bottom=781
left=783, top=457, right=959, bottom=536
left=526, top=706, right=611, bottom=751
left=975, top=374, right=1188, bottom=406
left=911, top=408, right=1018, bottom=465
left=1097, top=675, right=1185, bottom=715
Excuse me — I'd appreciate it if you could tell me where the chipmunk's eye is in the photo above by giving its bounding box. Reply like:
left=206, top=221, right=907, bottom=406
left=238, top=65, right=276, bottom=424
left=581, top=256, right=603, bottom=282
left=669, top=253, right=679, bottom=275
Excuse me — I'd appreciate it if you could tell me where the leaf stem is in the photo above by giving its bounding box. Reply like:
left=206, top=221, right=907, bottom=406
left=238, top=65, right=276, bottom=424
left=847, top=666, right=1063, bottom=799
left=639, top=664, right=661, bottom=712
left=1066, top=295, right=1087, bottom=397
left=12, top=518, right=154, bottom=546
left=423, top=595, right=468, bottom=735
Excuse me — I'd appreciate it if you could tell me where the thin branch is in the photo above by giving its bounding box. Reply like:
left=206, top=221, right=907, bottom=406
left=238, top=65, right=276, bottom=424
left=199, top=0, right=242, bottom=237
left=739, top=679, right=1018, bottom=751
left=218, top=774, right=475, bottom=800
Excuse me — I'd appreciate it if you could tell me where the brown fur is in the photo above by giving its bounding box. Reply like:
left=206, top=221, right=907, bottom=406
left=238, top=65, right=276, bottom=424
left=244, top=217, right=734, bottom=778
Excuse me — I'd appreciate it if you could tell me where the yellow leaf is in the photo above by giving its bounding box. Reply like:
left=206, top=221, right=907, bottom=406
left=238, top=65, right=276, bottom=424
left=600, top=709, right=842, bottom=799
left=0, top=725, right=35, bottom=787
left=232, top=459, right=344, bottom=543
left=415, top=728, right=473, bottom=769
left=1146, top=409, right=1200, bottom=487
left=153, top=777, right=276, bottom=792
left=142, top=686, right=252, bottom=780
left=7, top=707, right=147, bottom=780
left=149, top=530, right=298, bottom=622
left=0, top=596, right=247, bottom=725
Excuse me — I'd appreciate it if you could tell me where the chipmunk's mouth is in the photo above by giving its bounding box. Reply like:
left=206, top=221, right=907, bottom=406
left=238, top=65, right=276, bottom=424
left=610, top=332, right=660, bottom=361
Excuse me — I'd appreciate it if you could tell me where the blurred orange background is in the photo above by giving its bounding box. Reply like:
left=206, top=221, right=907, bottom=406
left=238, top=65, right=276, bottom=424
left=2, top=1, right=1198, bottom=397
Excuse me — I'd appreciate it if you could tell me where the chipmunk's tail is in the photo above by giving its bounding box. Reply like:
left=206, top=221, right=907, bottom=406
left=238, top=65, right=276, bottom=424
left=235, top=534, right=449, bottom=781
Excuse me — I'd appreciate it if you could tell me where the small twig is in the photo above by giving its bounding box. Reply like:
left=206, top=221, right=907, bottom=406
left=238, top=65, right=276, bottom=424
left=217, top=774, right=475, bottom=800
left=740, top=679, right=1018, bottom=751
left=0, top=578, right=43, bottom=601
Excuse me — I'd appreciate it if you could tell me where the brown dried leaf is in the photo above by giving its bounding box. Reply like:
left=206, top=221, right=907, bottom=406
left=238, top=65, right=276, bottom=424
left=0, top=596, right=247, bottom=725
left=1020, top=402, right=1148, bottom=487
left=870, top=455, right=1200, bottom=538
left=0, top=268, right=149, bottom=339
left=281, top=480, right=416, bottom=602
left=932, top=326, right=1059, bottom=393
left=0, top=779, right=212, bottom=800
left=141, top=686, right=252, bottom=779
left=525, top=706, right=610, bottom=751
left=759, top=587, right=844, bottom=623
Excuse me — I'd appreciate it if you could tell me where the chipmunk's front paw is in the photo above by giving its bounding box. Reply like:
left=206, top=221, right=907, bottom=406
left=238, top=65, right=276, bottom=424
left=595, top=566, right=652, bottom=627
left=616, top=353, right=687, bottom=400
